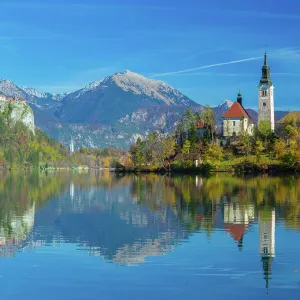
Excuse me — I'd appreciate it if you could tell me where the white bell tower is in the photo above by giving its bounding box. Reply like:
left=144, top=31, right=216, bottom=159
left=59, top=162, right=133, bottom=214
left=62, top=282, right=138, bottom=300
left=258, top=51, right=275, bottom=131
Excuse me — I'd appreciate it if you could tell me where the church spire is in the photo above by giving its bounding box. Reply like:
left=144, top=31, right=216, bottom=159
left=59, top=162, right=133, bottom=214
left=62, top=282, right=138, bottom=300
left=264, top=49, right=268, bottom=66
left=259, top=50, right=272, bottom=87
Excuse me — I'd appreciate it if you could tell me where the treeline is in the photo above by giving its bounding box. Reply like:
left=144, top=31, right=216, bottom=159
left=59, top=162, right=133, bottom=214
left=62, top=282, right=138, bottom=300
left=124, top=106, right=221, bottom=171
left=121, top=106, right=300, bottom=172
left=73, top=147, right=128, bottom=168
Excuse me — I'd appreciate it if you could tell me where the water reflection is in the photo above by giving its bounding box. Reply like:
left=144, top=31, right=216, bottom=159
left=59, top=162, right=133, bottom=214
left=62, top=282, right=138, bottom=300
left=223, top=202, right=255, bottom=250
left=259, top=208, right=275, bottom=289
left=0, top=171, right=299, bottom=292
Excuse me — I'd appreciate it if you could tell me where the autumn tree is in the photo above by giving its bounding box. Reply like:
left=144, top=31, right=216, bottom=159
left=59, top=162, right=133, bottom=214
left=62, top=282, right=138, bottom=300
left=201, top=105, right=216, bottom=142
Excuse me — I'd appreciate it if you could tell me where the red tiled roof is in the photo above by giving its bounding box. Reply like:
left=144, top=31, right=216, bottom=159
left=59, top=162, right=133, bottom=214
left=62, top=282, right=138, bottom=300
left=196, top=120, right=206, bottom=129
left=222, top=102, right=250, bottom=119
left=224, top=224, right=248, bottom=242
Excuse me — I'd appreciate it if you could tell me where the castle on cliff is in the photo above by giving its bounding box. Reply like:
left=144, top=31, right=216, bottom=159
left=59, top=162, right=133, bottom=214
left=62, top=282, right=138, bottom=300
left=0, top=92, right=35, bottom=133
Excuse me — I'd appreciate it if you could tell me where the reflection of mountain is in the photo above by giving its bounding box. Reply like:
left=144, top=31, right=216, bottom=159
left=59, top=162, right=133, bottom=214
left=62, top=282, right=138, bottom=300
left=33, top=183, right=190, bottom=265
left=0, top=171, right=298, bottom=282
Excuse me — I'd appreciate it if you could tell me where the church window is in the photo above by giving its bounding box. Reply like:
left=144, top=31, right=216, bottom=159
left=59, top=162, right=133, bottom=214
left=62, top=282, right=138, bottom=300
left=263, top=103, right=266, bottom=106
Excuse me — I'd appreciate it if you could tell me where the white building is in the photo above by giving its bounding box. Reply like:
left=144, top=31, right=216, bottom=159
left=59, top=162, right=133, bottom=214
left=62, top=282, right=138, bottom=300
left=259, top=208, right=275, bottom=258
left=223, top=202, right=255, bottom=249
left=258, top=51, right=275, bottom=131
left=259, top=208, right=275, bottom=289
left=222, top=92, right=254, bottom=137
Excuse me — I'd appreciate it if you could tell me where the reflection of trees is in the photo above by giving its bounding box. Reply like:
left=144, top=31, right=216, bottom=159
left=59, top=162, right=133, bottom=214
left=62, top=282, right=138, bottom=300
left=0, top=171, right=70, bottom=255
left=132, top=174, right=300, bottom=231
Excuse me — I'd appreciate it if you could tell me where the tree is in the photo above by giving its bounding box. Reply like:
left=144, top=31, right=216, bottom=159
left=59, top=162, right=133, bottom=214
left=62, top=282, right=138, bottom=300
left=157, top=136, right=176, bottom=171
left=256, top=120, right=275, bottom=156
left=257, top=120, right=272, bottom=141
left=255, top=140, right=265, bottom=162
left=283, top=115, right=298, bottom=141
left=145, top=131, right=158, bottom=163
left=274, top=139, right=286, bottom=160
left=183, top=109, right=197, bottom=148
left=203, top=144, right=224, bottom=167
left=188, top=125, right=197, bottom=150
left=182, top=140, right=191, bottom=154
left=201, top=105, right=216, bottom=142
left=132, top=137, right=146, bottom=167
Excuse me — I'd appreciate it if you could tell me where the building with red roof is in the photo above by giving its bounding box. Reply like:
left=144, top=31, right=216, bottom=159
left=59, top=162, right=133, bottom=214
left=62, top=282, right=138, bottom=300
left=196, top=120, right=208, bottom=139
left=224, top=202, right=255, bottom=250
left=222, top=92, right=254, bottom=137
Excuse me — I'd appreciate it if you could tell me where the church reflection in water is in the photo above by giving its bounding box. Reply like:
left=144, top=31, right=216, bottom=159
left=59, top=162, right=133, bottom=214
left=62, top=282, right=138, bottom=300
left=0, top=172, right=298, bottom=289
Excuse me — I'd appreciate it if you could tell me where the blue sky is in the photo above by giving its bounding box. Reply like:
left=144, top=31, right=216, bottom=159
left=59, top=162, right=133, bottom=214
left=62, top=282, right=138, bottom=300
left=1, top=0, right=300, bottom=109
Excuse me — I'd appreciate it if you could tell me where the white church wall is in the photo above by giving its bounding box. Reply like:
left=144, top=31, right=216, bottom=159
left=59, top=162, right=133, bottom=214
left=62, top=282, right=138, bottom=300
left=258, top=85, right=275, bottom=131
left=223, top=118, right=253, bottom=137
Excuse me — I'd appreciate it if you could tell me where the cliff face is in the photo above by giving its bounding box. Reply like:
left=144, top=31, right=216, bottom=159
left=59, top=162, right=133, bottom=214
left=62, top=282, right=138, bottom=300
left=0, top=100, right=35, bottom=133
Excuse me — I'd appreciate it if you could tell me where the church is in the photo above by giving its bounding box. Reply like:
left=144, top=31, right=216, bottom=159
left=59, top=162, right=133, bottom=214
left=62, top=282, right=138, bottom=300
left=222, top=51, right=275, bottom=137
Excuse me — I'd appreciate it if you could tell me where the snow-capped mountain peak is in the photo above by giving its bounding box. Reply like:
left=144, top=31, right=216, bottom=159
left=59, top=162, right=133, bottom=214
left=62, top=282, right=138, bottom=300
left=72, top=70, right=195, bottom=106
left=107, top=70, right=191, bottom=105
left=0, top=79, right=26, bottom=98
left=21, top=86, right=48, bottom=99
left=218, top=100, right=233, bottom=110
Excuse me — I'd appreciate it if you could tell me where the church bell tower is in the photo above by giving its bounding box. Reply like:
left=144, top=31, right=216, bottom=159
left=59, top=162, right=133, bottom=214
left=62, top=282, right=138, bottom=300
left=258, top=51, right=275, bottom=131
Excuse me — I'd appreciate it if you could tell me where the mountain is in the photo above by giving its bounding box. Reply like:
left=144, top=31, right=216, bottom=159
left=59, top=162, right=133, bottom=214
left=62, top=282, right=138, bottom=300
left=55, top=70, right=196, bottom=124
left=0, top=73, right=289, bottom=149
left=0, top=79, right=63, bottom=111
left=0, top=72, right=199, bottom=149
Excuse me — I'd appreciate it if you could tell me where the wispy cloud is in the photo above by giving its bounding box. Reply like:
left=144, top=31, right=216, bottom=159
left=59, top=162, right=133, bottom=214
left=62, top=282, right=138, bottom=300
left=152, top=57, right=263, bottom=78
left=272, top=47, right=300, bottom=60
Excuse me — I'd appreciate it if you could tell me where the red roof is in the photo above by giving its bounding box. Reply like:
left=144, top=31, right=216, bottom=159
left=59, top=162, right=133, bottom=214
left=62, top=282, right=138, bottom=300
left=196, top=120, right=206, bottom=129
left=224, top=224, right=248, bottom=241
left=222, top=102, right=250, bottom=119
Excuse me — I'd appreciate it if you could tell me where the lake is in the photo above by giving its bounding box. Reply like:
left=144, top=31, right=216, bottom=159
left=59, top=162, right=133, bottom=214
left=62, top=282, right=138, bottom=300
left=0, top=171, right=299, bottom=299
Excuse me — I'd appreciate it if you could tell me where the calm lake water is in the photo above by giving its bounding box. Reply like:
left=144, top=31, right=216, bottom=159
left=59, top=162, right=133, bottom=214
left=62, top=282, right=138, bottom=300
left=0, top=171, right=299, bottom=299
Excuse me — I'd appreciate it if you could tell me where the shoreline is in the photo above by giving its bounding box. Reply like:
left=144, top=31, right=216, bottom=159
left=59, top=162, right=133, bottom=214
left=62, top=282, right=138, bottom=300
left=115, top=163, right=300, bottom=175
